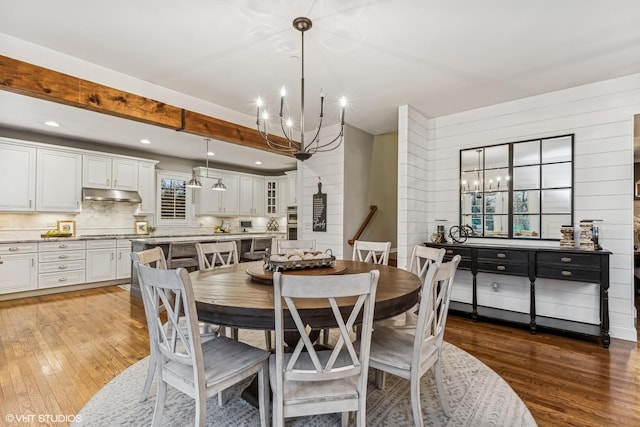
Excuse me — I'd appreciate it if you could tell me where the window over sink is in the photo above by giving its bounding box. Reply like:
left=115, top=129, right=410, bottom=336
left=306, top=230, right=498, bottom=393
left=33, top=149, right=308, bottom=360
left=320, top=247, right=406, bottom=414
left=157, top=172, right=192, bottom=226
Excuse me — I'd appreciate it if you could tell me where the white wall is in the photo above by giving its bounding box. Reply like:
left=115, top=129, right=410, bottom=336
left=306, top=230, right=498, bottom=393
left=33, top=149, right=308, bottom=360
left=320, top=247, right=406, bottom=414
left=402, top=72, right=640, bottom=341
left=397, top=105, right=431, bottom=270
left=299, top=124, right=346, bottom=259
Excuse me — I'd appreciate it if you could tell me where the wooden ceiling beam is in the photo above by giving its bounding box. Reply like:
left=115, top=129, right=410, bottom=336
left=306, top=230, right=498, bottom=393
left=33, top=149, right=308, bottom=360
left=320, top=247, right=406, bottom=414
left=0, top=54, right=295, bottom=156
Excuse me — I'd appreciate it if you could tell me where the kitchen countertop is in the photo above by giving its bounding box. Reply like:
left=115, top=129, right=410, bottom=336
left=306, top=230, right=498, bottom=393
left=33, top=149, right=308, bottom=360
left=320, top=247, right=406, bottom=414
left=0, top=231, right=285, bottom=244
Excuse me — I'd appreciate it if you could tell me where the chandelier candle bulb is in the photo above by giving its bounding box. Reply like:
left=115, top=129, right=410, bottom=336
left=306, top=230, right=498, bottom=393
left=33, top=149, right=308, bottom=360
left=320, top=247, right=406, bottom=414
left=320, top=89, right=325, bottom=116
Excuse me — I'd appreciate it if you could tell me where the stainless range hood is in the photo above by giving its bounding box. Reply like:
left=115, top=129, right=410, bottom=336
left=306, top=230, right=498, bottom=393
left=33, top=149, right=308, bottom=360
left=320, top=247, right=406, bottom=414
left=82, top=188, right=142, bottom=203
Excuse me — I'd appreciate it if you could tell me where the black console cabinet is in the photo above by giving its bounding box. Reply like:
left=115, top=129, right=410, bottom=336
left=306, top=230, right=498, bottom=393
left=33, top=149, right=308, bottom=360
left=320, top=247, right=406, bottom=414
left=425, top=242, right=611, bottom=348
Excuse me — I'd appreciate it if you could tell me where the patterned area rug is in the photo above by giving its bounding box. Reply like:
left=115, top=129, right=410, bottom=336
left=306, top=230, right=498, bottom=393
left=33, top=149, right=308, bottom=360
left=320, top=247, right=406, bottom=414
left=74, top=331, right=537, bottom=426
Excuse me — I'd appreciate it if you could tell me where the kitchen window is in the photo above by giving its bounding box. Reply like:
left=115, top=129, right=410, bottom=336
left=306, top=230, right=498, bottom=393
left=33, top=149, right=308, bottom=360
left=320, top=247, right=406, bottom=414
left=156, top=172, right=192, bottom=226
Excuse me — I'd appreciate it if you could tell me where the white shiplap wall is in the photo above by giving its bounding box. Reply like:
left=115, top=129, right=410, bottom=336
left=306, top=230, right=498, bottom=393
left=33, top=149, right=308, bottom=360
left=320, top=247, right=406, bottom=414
left=397, top=105, right=431, bottom=270
left=402, top=73, right=640, bottom=342
left=299, top=124, right=346, bottom=259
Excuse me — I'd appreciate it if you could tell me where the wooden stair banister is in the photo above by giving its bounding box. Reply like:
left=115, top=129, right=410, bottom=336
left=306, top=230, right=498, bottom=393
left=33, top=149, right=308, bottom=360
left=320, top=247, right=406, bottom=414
left=348, top=205, right=378, bottom=245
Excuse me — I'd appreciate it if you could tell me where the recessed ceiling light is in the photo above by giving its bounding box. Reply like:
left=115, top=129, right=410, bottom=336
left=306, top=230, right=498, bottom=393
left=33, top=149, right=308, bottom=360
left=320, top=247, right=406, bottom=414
left=254, top=161, right=263, bottom=165
left=44, top=121, right=60, bottom=127
left=207, top=151, right=215, bottom=156
left=139, top=139, right=151, bottom=144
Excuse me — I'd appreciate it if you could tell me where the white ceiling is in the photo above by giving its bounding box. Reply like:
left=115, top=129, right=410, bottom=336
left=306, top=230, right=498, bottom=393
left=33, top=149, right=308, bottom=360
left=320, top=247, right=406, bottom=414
left=1, top=0, right=640, bottom=170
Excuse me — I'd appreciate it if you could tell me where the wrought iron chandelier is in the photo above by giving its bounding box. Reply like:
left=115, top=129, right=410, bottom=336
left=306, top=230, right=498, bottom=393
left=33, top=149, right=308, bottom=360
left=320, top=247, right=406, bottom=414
left=256, top=17, right=346, bottom=162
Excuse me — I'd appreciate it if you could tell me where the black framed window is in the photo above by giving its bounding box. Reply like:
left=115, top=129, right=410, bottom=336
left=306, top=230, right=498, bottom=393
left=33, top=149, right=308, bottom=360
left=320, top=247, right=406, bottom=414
left=460, top=134, right=573, bottom=240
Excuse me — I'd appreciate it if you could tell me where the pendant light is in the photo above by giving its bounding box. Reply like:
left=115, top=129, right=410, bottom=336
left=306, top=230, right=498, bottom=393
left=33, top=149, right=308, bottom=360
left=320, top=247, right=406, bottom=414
left=187, top=138, right=226, bottom=191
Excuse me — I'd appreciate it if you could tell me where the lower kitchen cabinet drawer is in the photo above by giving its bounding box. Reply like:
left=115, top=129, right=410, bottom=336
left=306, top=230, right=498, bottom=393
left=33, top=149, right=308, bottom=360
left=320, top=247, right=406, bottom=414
left=0, top=242, right=38, bottom=255
left=39, top=240, right=86, bottom=252
left=38, top=259, right=86, bottom=274
left=39, top=250, right=85, bottom=263
left=39, top=270, right=86, bottom=289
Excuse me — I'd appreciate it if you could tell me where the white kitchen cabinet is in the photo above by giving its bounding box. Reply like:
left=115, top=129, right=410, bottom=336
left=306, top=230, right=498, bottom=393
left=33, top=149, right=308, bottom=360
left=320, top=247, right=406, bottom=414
left=266, top=179, right=278, bottom=216
left=0, top=142, right=36, bottom=211
left=239, top=175, right=265, bottom=216
left=116, top=240, right=132, bottom=280
left=38, top=240, right=86, bottom=289
left=193, top=168, right=239, bottom=215
left=137, top=161, right=156, bottom=214
left=83, top=155, right=138, bottom=190
left=85, top=240, right=117, bottom=283
left=277, top=176, right=289, bottom=215
left=0, top=243, right=38, bottom=294
left=285, top=170, right=298, bottom=205
left=36, top=148, right=82, bottom=212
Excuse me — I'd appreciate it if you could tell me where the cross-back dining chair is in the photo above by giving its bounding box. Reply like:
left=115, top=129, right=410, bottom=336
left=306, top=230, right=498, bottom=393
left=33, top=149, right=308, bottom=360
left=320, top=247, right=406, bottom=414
left=352, top=240, right=392, bottom=265
left=276, top=239, right=316, bottom=254
left=131, top=247, right=221, bottom=403
left=194, top=240, right=272, bottom=348
left=271, top=270, right=380, bottom=427
left=243, top=237, right=273, bottom=261
left=134, top=261, right=270, bottom=427
left=320, top=239, right=390, bottom=346
left=368, top=255, right=461, bottom=427
left=374, top=245, right=446, bottom=329
left=195, top=241, right=239, bottom=270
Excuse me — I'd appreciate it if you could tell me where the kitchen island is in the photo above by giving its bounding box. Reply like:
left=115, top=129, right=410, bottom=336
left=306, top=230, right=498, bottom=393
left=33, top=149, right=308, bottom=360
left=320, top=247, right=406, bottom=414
left=129, top=232, right=283, bottom=298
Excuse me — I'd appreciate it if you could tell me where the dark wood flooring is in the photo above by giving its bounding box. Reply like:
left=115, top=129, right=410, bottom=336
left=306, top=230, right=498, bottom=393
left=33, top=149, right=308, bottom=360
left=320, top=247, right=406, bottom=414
left=1, top=285, right=638, bottom=426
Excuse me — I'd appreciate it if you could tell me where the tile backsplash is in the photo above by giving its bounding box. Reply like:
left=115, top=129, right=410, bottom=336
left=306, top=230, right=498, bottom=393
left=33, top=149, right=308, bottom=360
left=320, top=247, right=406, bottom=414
left=0, top=201, right=286, bottom=240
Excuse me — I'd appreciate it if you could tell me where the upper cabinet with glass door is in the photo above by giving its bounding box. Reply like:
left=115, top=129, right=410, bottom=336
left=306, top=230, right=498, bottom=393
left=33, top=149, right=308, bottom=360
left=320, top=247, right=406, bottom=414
left=460, top=134, right=573, bottom=240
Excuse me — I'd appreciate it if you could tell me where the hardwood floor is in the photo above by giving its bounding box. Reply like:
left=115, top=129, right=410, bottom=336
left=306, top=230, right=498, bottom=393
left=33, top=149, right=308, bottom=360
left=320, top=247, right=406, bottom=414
left=1, top=285, right=639, bottom=426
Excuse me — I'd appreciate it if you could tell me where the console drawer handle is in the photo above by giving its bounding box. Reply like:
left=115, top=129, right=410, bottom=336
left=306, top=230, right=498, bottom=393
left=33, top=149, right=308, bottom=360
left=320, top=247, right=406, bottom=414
left=561, top=270, right=572, bottom=277
left=58, top=265, right=68, bottom=269
left=58, top=244, right=68, bottom=248
left=8, top=247, right=19, bottom=252
left=446, top=250, right=454, bottom=254
left=59, top=254, right=68, bottom=259
left=58, top=277, right=68, bottom=282
left=497, top=253, right=506, bottom=258
left=561, top=257, right=572, bottom=263
left=496, top=265, right=506, bottom=271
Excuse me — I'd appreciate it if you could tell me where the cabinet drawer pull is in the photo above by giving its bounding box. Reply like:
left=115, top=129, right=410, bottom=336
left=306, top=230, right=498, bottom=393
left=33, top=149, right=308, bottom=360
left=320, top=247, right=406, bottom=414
left=496, top=265, right=506, bottom=271
left=560, top=257, right=572, bottom=263
left=561, top=270, right=572, bottom=277
left=58, top=244, right=68, bottom=248
left=497, top=253, right=506, bottom=258
left=59, top=254, right=68, bottom=259
left=58, top=277, right=68, bottom=282
left=446, top=250, right=454, bottom=254
left=8, top=247, right=19, bottom=252
left=58, top=265, right=68, bottom=269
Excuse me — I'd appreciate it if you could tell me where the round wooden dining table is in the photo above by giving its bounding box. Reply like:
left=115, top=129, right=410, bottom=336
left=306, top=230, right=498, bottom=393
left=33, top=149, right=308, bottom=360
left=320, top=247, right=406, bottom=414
left=190, top=260, right=421, bottom=331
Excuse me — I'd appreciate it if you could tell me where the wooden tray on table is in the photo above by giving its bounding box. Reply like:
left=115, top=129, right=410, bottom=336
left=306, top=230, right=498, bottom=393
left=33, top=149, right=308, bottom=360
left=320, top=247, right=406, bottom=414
left=246, top=260, right=349, bottom=284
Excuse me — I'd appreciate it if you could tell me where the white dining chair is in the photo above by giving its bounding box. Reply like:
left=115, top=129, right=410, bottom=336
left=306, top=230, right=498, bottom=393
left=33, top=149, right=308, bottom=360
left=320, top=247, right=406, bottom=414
left=352, top=240, right=391, bottom=265
left=131, top=247, right=222, bottom=403
left=271, top=269, right=379, bottom=427
left=276, top=239, right=316, bottom=254
left=134, top=262, right=270, bottom=427
left=320, top=239, right=390, bottom=346
left=195, top=241, right=239, bottom=270
left=368, top=255, right=461, bottom=427
left=374, top=245, right=445, bottom=329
